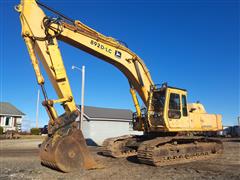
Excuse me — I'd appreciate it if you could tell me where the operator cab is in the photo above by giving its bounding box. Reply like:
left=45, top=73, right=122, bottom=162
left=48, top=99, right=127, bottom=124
left=133, top=83, right=189, bottom=131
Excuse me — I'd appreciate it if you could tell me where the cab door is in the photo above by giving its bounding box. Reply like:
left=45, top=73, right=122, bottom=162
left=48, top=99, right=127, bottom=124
left=166, top=88, right=190, bottom=130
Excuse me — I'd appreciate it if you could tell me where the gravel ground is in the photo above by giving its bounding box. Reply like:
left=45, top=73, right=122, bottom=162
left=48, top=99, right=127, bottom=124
left=0, top=138, right=239, bottom=180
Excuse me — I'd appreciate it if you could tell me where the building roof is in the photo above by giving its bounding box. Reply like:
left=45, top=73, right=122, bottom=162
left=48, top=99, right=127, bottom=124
left=0, top=102, right=25, bottom=116
left=78, top=105, right=132, bottom=121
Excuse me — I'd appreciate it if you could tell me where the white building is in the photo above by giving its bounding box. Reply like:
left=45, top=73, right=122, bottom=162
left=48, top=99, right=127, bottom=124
left=0, top=102, right=25, bottom=132
left=79, top=106, right=142, bottom=146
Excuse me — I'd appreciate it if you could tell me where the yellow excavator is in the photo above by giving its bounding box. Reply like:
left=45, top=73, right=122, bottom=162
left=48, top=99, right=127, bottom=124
left=16, top=0, right=223, bottom=172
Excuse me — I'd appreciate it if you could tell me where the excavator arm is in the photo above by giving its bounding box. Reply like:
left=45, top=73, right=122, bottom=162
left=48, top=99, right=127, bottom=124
left=16, top=0, right=76, bottom=122
left=16, top=0, right=155, bottom=172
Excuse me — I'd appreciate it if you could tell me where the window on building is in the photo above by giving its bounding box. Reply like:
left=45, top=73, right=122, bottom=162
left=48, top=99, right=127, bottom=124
left=168, top=93, right=181, bottom=119
left=182, top=95, right=188, bottom=117
left=5, top=117, right=10, bottom=126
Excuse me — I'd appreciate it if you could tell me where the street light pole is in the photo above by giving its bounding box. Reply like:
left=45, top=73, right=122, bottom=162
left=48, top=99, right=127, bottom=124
left=72, top=65, right=85, bottom=130
left=80, top=66, right=85, bottom=130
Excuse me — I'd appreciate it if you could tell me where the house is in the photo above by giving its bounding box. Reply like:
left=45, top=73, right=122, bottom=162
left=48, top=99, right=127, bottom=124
left=0, top=102, right=25, bottom=132
left=79, top=106, right=142, bottom=146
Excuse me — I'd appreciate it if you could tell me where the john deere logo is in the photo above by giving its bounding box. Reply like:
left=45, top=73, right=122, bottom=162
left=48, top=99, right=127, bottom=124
left=115, top=50, right=122, bottom=58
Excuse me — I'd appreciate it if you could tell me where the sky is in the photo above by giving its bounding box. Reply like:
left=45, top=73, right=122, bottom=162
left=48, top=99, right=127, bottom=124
left=0, top=0, right=239, bottom=130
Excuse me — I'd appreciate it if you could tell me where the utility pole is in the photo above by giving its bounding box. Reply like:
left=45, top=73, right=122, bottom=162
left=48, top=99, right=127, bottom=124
left=36, top=89, right=40, bottom=128
left=80, top=66, right=85, bottom=130
left=72, top=65, right=85, bottom=130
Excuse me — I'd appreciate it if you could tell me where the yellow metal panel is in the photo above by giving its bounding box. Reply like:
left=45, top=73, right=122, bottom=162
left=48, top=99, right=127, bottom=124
left=48, top=45, right=66, bottom=80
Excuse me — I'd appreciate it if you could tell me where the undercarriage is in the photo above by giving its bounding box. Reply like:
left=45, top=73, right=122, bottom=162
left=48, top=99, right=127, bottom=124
left=102, top=134, right=223, bottom=166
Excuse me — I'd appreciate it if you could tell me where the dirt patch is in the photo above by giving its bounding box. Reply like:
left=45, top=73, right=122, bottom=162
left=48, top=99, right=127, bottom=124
left=0, top=138, right=239, bottom=180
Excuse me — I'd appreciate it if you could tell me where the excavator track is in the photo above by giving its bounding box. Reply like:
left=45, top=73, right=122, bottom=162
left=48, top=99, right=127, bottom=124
left=102, top=135, right=138, bottom=158
left=137, top=137, right=223, bottom=166
left=102, top=135, right=223, bottom=166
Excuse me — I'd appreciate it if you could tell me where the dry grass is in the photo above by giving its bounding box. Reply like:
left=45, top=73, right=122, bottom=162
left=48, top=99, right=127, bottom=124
left=19, top=135, right=45, bottom=140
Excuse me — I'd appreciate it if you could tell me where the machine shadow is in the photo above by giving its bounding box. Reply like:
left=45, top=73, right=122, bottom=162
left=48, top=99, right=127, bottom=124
left=126, top=155, right=141, bottom=164
left=96, top=152, right=141, bottom=165
left=226, top=139, right=240, bottom=143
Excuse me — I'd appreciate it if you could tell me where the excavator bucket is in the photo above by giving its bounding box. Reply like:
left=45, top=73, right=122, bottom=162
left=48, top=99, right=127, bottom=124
left=39, top=112, right=99, bottom=172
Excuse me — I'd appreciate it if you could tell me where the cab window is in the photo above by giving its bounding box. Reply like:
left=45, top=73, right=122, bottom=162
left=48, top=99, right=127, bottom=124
left=168, top=93, right=181, bottom=119
left=182, top=95, right=188, bottom=116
